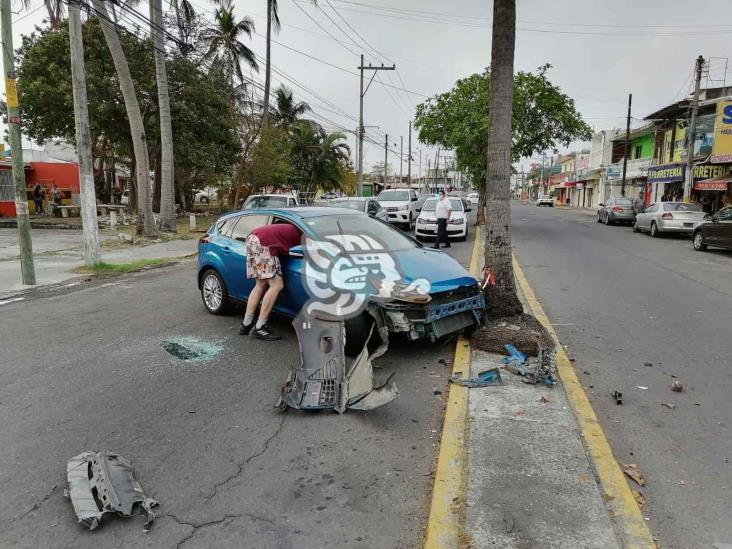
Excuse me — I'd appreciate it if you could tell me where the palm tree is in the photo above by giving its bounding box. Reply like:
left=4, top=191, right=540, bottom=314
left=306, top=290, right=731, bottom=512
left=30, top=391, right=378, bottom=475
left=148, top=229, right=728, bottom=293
left=273, top=85, right=310, bottom=127
left=483, top=0, right=521, bottom=317
left=150, top=0, right=176, bottom=231
left=202, top=3, right=258, bottom=87
left=290, top=121, right=349, bottom=196
left=92, top=0, right=157, bottom=237
left=261, top=0, right=317, bottom=124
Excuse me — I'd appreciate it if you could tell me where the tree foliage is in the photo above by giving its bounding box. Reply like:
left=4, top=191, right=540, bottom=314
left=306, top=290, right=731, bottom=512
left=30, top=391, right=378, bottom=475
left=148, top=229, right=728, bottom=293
left=414, top=65, right=592, bottom=188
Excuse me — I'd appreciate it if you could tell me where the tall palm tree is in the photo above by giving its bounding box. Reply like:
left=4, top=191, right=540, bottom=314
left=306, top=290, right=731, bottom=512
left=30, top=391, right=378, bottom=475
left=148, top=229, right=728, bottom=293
left=261, top=0, right=317, bottom=124
left=273, top=85, right=310, bottom=127
left=44, top=0, right=65, bottom=29
left=290, top=121, right=349, bottom=196
left=483, top=0, right=521, bottom=317
left=150, top=0, right=176, bottom=231
left=202, top=3, right=258, bottom=87
left=92, top=0, right=157, bottom=237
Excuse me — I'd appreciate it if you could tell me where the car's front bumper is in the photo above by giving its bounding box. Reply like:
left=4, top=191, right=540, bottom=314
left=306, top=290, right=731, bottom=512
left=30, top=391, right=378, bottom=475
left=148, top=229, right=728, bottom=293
left=377, top=287, right=485, bottom=340
left=415, top=222, right=467, bottom=238
left=386, top=209, right=411, bottom=223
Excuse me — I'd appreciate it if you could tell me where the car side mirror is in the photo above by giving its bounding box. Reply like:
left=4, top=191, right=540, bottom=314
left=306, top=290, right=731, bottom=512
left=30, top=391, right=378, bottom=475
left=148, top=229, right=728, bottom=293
left=598, top=203, right=604, bottom=207
left=288, top=245, right=304, bottom=258
left=368, top=211, right=375, bottom=217
left=411, top=196, right=417, bottom=201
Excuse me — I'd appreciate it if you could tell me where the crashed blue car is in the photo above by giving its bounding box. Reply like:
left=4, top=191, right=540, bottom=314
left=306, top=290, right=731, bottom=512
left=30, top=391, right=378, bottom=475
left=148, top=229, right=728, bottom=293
left=197, top=207, right=484, bottom=355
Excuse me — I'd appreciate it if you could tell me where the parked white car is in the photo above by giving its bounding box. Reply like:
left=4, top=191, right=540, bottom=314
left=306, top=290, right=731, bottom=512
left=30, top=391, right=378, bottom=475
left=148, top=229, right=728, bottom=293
left=194, top=188, right=218, bottom=204
left=377, top=189, right=419, bottom=229
left=467, top=192, right=479, bottom=206
left=633, top=201, right=708, bottom=237
left=536, top=195, right=553, bottom=207
left=415, top=197, right=468, bottom=242
left=242, top=193, right=300, bottom=209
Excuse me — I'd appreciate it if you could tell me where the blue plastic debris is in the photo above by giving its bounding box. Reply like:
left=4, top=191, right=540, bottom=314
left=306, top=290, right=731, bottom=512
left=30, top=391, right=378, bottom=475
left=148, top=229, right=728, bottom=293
left=449, top=368, right=503, bottom=388
left=502, top=344, right=527, bottom=364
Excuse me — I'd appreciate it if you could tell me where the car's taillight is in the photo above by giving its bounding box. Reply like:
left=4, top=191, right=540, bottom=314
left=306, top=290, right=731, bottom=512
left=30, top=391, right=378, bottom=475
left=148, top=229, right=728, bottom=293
left=661, top=213, right=673, bottom=220
left=199, top=234, right=211, bottom=244
left=612, top=207, right=623, bottom=213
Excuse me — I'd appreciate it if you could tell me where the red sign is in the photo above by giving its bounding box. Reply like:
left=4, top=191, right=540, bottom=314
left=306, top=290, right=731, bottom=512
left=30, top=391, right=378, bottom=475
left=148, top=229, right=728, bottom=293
left=8, top=116, right=20, bottom=124
left=694, top=179, right=730, bottom=191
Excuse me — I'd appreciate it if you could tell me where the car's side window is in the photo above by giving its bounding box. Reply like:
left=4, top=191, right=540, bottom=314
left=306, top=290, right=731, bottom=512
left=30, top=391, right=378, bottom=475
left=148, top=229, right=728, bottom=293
left=217, top=218, right=236, bottom=238
left=646, top=204, right=658, bottom=213
left=715, top=208, right=732, bottom=222
left=289, top=198, right=296, bottom=206
left=230, top=215, right=269, bottom=241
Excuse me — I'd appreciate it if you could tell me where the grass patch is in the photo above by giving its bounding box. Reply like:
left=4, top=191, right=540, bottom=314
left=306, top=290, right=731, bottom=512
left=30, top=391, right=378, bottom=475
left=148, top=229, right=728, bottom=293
left=73, top=257, right=178, bottom=275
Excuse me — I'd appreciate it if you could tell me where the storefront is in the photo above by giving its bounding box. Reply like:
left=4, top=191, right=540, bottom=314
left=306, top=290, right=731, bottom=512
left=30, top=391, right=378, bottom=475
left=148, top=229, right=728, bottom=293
left=647, top=163, right=685, bottom=202
left=693, top=177, right=731, bottom=213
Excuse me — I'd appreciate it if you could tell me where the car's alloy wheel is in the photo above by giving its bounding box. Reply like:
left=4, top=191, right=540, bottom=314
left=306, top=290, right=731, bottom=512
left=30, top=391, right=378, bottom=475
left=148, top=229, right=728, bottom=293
left=201, top=269, right=228, bottom=314
left=650, top=222, right=659, bottom=238
left=693, top=231, right=707, bottom=251
left=604, top=214, right=611, bottom=226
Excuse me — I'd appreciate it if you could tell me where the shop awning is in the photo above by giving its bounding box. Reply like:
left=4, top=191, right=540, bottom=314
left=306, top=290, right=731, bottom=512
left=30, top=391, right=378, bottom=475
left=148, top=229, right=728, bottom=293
left=694, top=177, right=731, bottom=191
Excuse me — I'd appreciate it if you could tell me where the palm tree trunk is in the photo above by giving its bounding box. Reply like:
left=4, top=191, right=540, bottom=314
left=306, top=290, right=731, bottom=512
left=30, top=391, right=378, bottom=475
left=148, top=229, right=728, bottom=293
left=483, top=0, right=522, bottom=318
left=92, top=0, right=157, bottom=237
left=262, top=0, right=273, bottom=123
left=151, top=0, right=177, bottom=231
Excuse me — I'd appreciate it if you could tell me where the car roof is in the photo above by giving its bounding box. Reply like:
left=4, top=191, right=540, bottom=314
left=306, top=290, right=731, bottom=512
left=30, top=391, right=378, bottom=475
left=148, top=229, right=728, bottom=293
left=332, top=197, right=369, bottom=202
left=221, top=206, right=362, bottom=221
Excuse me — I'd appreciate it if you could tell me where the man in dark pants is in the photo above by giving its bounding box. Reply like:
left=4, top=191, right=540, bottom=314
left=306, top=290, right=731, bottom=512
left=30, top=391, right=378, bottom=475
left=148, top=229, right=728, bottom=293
left=433, top=190, right=452, bottom=249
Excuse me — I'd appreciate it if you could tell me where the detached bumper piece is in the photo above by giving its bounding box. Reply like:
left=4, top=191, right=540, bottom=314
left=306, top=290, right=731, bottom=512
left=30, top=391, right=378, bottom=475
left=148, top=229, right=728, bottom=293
left=279, top=311, right=399, bottom=413
left=66, top=451, right=158, bottom=531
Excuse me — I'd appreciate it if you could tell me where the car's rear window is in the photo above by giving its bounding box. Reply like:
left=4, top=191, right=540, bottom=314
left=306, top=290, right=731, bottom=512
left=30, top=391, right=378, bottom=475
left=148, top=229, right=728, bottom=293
left=614, top=199, right=633, bottom=205
left=245, top=196, right=288, bottom=208
left=663, top=203, right=701, bottom=212
left=331, top=200, right=365, bottom=212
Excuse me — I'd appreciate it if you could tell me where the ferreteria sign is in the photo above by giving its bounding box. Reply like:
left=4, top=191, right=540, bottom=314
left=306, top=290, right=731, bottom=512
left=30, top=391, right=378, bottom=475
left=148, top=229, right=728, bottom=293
left=647, top=163, right=684, bottom=183
left=693, top=162, right=732, bottom=181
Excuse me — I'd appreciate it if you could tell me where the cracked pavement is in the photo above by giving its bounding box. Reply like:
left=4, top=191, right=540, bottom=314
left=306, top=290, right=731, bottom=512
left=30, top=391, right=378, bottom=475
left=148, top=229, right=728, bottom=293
left=0, top=231, right=475, bottom=548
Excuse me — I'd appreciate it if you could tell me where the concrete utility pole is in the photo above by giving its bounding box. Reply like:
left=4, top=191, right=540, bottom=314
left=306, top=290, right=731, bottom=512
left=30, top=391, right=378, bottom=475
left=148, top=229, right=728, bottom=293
left=621, top=93, right=632, bottom=198
left=684, top=55, right=705, bottom=202
left=357, top=55, right=395, bottom=196
left=69, top=0, right=101, bottom=266
left=427, top=158, right=431, bottom=191
left=434, top=148, right=440, bottom=190
left=407, top=120, right=412, bottom=186
left=1, top=0, right=35, bottom=284
left=383, top=133, right=388, bottom=187
left=399, top=136, right=403, bottom=184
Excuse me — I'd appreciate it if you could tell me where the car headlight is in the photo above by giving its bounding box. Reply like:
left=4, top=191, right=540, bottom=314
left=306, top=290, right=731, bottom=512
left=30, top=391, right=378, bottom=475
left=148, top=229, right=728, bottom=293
left=398, top=204, right=409, bottom=211
left=449, top=218, right=464, bottom=225
left=416, top=217, right=425, bottom=224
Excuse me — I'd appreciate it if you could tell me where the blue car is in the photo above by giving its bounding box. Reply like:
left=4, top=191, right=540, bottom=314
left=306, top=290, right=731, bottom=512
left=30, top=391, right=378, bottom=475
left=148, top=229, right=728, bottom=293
left=197, top=207, right=484, bottom=354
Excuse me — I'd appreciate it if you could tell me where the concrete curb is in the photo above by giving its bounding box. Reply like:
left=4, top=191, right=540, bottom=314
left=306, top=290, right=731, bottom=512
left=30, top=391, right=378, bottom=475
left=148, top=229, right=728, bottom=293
left=512, top=256, right=656, bottom=549
left=423, top=225, right=482, bottom=548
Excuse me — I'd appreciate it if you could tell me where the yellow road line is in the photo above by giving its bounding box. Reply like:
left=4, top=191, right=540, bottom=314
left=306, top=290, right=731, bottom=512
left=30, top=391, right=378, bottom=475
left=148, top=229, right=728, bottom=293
left=423, top=225, right=482, bottom=548
left=513, top=256, right=656, bottom=549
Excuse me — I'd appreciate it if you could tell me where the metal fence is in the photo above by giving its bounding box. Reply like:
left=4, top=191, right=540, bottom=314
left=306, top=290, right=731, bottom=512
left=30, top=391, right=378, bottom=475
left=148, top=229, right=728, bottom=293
left=0, top=171, right=14, bottom=201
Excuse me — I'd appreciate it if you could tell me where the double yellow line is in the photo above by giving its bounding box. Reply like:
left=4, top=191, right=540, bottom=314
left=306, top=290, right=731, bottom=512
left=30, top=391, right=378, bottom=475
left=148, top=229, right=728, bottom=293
left=424, top=227, right=655, bottom=548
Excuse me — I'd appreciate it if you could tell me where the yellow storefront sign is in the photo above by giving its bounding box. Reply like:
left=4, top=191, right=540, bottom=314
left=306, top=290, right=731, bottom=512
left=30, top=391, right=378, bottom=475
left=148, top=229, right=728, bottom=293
left=711, top=100, right=732, bottom=163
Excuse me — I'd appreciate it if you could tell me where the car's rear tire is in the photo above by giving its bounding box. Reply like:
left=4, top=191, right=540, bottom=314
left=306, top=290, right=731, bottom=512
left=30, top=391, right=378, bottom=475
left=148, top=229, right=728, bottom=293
left=344, top=313, right=376, bottom=358
left=693, top=231, right=707, bottom=251
left=200, top=269, right=229, bottom=314
left=604, top=215, right=612, bottom=226
left=650, top=222, right=659, bottom=238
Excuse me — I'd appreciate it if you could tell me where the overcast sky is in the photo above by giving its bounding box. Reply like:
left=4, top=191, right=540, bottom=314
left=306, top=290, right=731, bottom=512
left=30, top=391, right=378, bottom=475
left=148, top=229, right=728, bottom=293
left=8, top=0, right=732, bottom=175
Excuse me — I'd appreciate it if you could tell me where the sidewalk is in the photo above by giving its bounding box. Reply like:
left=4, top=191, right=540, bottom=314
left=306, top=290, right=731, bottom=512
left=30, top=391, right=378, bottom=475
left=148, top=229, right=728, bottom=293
left=0, top=228, right=197, bottom=298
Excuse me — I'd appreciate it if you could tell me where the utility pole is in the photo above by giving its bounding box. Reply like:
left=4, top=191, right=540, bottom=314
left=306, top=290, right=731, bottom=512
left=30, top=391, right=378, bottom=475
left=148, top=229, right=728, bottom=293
left=427, top=158, right=431, bottom=192
left=69, top=0, right=100, bottom=266
left=383, top=133, right=388, bottom=187
left=408, top=120, right=412, bottom=186
left=357, top=55, right=395, bottom=196
left=434, top=148, right=440, bottom=190
left=540, top=151, right=546, bottom=196
left=399, top=136, right=403, bottom=185
left=1, top=0, right=35, bottom=284
left=620, top=93, right=632, bottom=198
left=684, top=55, right=705, bottom=202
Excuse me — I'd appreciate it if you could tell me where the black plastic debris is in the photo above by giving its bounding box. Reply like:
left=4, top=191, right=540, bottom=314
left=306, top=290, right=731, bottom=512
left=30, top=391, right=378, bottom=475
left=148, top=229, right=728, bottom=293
left=66, top=451, right=158, bottom=531
left=612, top=390, right=623, bottom=405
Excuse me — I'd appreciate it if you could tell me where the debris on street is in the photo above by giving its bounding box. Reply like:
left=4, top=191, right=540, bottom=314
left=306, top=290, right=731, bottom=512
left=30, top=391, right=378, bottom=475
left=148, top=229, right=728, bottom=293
left=662, top=402, right=676, bottom=410
left=636, top=386, right=649, bottom=390
left=621, top=463, right=646, bottom=487
left=449, top=367, right=502, bottom=388
left=66, top=451, right=158, bottom=531
left=633, top=489, right=646, bottom=507
left=672, top=381, right=684, bottom=392
left=278, top=311, right=398, bottom=412
left=540, top=394, right=550, bottom=403
left=612, top=390, right=623, bottom=405
left=161, top=336, right=223, bottom=363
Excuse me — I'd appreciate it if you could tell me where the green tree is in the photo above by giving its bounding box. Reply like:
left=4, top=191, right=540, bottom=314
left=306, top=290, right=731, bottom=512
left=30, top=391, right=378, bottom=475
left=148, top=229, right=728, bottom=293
left=414, top=65, right=591, bottom=199
left=202, top=2, right=258, bottom=86
left=290, top=121, right=350, bottom=196
left=273, top=85, right=310, bottom=127
left=241, top=123, right=291, bottom=196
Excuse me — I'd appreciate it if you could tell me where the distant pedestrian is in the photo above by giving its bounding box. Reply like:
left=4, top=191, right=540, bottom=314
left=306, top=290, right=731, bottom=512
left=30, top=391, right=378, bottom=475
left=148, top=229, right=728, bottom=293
left=239, top=222, right=302, bottom=340
left=701, top=196, right=713, bottom=215
left=433, top=190, right=452, bottom=249
left=32, top=185, right=43, bottom=215
left=661, top=192, right=669, bottom=202
left=51, top=185, right=62, bottom=205
left=633, top=192, right=645, bottom=214
left=674, top=190, right=683, bottom=202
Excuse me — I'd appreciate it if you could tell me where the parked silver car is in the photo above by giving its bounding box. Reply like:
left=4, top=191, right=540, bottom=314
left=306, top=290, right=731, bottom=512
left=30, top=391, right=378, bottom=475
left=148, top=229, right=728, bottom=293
left=633, top=202, right=708, bottom=237
left=597, top=197, right=635, bottom=225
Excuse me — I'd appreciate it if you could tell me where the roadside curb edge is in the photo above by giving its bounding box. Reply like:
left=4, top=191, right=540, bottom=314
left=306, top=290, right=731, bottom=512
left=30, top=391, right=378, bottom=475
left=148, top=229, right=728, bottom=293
left=423, top=225, right=482, bottom=548
left=512, top=255, right=656, bottom=549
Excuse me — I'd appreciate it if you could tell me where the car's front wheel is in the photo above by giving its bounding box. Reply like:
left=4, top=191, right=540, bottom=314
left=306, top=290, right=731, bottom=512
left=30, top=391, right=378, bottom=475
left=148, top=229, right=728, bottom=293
left=632, top=220, right=640, bottom=233
left=200, top=269, right=229, bottom=314
left=693, top=231, right=707, bottom=251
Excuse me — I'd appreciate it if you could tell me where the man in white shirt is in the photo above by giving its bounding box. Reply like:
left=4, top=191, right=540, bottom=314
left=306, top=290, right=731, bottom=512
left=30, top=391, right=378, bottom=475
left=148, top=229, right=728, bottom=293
left=433, top=190, right=452, bottom=249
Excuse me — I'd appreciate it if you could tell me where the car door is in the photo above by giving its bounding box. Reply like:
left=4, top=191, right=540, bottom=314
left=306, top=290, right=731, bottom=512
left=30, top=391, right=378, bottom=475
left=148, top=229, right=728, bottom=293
left=226, top=214, right=270, bottom=300
left=372, top=200, right=389, bottom=222
left=708, top=207, right=732, bottom=247
left=270, top=217, right=308, bottom=317
left=638, top=203, right=655, bottom=229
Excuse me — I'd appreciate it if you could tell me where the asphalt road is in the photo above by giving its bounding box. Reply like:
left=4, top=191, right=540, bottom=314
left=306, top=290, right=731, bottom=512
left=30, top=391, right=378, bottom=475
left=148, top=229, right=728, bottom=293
left=512, top=202, right=732, bottom=549
left=0, top=225, right=474, bottom=549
